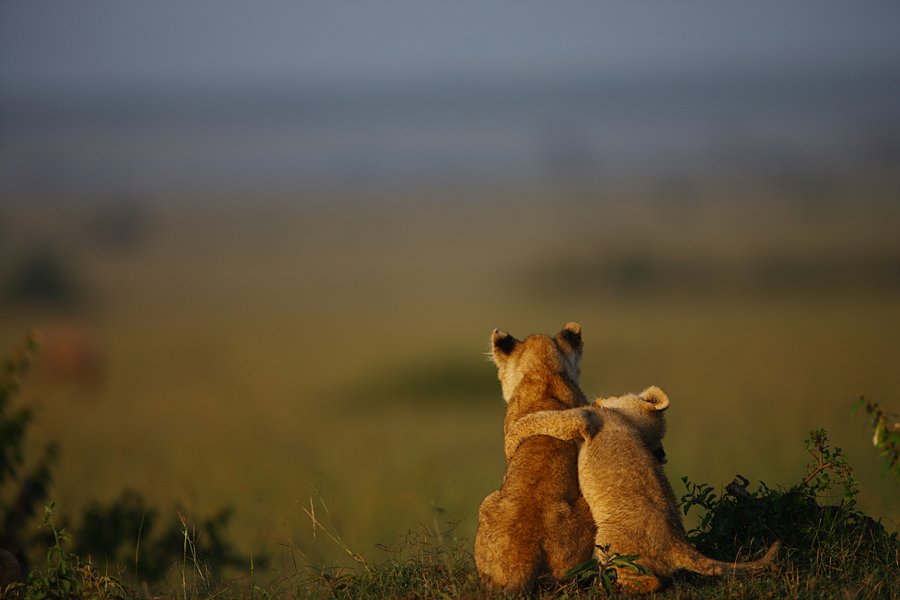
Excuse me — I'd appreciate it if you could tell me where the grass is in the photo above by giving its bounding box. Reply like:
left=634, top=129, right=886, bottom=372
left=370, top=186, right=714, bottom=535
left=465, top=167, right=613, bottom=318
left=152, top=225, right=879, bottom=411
left=8, top=428, right=899, bottom=599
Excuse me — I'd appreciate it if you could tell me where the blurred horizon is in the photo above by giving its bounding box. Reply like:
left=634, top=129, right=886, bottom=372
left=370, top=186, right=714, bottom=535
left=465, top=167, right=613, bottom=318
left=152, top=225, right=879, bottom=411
left=2, top=2, right=900, bottom=195
left=3, top=68, right=899, bottom=195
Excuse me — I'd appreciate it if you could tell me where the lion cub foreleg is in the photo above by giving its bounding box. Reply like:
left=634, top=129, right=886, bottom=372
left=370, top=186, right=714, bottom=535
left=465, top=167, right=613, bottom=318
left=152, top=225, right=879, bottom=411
left=504, top=408, right=601, bottom=460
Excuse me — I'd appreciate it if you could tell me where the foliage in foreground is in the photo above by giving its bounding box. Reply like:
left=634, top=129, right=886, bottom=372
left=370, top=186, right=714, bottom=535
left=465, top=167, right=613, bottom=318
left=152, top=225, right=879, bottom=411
left=14, top=503, right=129, bottom=600
left=678, top=428, right=898, bottom=600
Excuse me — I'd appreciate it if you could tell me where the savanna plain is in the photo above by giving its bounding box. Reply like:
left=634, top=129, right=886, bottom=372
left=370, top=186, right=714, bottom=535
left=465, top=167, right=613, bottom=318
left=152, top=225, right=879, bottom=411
left=1, top=170, right=899, bottom=597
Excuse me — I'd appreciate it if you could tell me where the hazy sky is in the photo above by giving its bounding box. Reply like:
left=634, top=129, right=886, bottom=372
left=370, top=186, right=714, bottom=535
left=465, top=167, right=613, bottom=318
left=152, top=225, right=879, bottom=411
left=3, top=1, right=900, bottom=94
left=3, top=2, right=900, bottom=192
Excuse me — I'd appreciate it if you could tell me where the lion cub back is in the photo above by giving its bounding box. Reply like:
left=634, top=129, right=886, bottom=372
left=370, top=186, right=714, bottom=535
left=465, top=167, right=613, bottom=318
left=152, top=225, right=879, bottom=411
left=475, top=322, right=596, bottom=593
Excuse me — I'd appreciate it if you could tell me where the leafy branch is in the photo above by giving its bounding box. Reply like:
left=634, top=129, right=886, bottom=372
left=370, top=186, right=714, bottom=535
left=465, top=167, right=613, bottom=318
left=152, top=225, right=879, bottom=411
left=800, top=428, right=858, bottom=503
left=854, top=396, right=900, bottom=481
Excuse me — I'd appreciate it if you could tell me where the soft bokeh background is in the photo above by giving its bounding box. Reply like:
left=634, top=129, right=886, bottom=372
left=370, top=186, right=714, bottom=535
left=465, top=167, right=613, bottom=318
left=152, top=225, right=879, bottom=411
left=2, top=1, right=899, bottom=570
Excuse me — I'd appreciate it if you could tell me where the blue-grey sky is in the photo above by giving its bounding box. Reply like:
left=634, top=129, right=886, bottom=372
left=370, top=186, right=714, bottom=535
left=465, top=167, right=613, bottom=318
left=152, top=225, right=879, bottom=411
left=3, top=1, right=900, bottom=93
left=2, top=2, right=900, bottom=192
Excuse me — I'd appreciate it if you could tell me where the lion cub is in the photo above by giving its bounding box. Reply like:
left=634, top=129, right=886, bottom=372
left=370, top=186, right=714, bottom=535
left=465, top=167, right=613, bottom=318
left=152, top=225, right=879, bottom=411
left=475, top=322, right=596, bottom=593
left=506, top=387, right=781, bottom=593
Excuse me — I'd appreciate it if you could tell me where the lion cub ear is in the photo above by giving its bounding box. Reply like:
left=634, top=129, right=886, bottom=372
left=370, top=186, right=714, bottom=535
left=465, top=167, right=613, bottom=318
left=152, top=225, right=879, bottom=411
left=492, top=328, right=519, bottom=356
left=555, top=322, right=583, bottom=352
left=639, top=386, right=670, bottom=411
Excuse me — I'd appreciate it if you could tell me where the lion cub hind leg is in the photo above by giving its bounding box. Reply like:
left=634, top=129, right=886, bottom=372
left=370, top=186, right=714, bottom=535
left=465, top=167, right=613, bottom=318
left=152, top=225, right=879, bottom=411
left=504, top=407, right=601, bottom=459
left=545, top=495, right=596, bottom=582
left=475, top=491, right=543, bottom=593
left=478, top=545, right=541, bottom=593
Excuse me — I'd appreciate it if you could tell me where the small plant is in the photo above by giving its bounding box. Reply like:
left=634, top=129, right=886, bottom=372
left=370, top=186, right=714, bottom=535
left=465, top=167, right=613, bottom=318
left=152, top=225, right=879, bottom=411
left=565, top=544, right=650, bottom=595
left=854, top=396, right=900, bottom=481
left=25, top=502, right=131, bottom=600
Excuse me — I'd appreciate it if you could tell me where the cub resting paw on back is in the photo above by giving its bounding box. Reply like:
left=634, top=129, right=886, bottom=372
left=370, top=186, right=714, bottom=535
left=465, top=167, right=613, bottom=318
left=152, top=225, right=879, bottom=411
left=506, top=386, right=782, bottom=593
left=474, top=322, right=596, bottom=594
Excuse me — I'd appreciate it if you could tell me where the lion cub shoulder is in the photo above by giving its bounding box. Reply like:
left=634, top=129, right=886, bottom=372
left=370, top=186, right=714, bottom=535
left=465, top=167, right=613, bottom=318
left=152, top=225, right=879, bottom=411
left=474, top=322, right=596, bottom=593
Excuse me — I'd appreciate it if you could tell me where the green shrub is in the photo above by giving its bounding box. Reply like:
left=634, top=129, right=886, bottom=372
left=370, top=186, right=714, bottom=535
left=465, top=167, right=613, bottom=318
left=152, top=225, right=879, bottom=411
left=23, top=503, right=130, bottom=600
left=679, top=429, right=898, bottom=598
left=0, top=332, right=57, bottom=570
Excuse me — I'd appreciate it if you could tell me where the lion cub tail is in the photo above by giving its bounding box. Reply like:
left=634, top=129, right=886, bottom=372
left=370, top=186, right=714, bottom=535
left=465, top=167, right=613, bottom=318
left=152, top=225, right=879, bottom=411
left=676, top=539, right=782, bottom=578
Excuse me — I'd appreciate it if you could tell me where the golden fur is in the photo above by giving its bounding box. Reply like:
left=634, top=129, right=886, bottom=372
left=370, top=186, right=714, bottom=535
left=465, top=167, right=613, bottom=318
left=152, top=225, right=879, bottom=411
left=474, top=322, right=596, bottom=593
left=506, top=387, right=781, bottom=593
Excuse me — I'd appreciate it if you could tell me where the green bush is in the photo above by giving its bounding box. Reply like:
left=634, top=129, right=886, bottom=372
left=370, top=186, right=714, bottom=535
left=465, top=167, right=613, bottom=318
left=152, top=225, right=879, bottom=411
left=679, top=429, right=898, bottom=598
left=0, top=332, right=57, bottom=570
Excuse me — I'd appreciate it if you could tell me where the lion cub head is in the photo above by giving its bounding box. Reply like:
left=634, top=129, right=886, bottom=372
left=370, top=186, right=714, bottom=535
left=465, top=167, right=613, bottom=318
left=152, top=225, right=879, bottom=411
left=490, top=321, right=583, bottom=404
left=596, top=386, right=670, bottom=463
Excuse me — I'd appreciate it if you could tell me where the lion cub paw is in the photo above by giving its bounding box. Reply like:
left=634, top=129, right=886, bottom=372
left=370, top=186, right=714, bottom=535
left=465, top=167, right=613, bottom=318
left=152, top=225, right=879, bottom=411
left=577, top=408, right=601, bottom=441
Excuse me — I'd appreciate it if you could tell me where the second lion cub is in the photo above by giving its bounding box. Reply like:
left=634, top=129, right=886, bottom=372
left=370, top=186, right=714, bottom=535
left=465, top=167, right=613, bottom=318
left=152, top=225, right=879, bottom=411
left=506, top=387, right=781, bottom=593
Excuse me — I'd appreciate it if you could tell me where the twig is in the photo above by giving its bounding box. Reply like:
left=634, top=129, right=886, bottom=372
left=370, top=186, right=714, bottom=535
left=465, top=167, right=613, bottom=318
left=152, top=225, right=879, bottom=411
left=802, top=462, right=834, bottom=486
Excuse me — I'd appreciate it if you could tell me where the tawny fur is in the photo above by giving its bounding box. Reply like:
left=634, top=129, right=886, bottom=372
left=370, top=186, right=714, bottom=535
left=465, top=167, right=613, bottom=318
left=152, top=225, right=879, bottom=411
left=474, top=322, right=596, bottom=594
left=506, top=387, right=782, bottom=593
